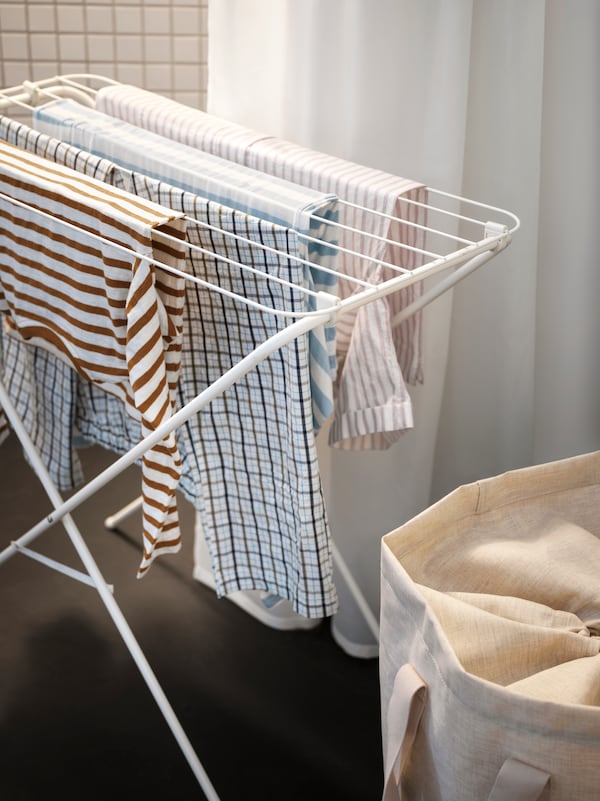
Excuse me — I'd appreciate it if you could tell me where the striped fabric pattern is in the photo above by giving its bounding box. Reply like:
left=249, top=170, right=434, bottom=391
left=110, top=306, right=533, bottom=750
left=0, top=121, right=117, bottom=491
left=0, top=141, right=188, bottom=577
left=0, top=327, right=9, bottom=445
left=96, top=83, right=429, bottom=449
left=0, top=119, right=336, bottom=617
left=34, top=99, right=340, bottom=431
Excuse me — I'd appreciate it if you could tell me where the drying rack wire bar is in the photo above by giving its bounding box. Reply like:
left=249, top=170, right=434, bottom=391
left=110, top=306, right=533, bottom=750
left=0, top=190, right=332, bottom=320
left=0, top=73, right=112, bottom=109
left=0, top=73, right=522, bottom=232
left=0, top=73, right=519, bottom=265
left=0, top=187, right=515, bottom=334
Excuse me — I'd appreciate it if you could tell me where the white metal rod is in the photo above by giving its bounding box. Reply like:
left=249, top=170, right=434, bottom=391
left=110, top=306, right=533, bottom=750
left=428, top=187, right=521, bottom=233
left=390, top=246, right=504, bottom=329
left=336, top=232, right=511, bottom=321
left=0, top=189, right=515, bottom=324
left=10, top=541, right=114, bottom=591
left=0, top=91, right=33, bottom=111
left=308, top=214, right=451, bottom=259
left=331, top=541, right=380, bottom=642
left=0, top=313, right=330, bottom=563
left=396, top=188, right=521, bottom=235
left=0, top=379, right=84, bottom=566
left=56, top=73, right=119, bottom=87
left=65, top=523, right=222, bottom=800
left=104, top=495, right=144, bottom=530
left=0, top=381, right=221, bottom=800
left=333, top=198, right=476, bottom=246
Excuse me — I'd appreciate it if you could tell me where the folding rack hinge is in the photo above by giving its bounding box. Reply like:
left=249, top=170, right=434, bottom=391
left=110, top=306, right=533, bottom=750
left=484, top=220, right=510, bottom=241
left=315, top=290, right=342, bottom=323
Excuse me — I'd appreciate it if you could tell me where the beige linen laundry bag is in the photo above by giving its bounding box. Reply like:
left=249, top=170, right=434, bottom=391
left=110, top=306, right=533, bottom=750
left=380, top=451, right=600, bottom=801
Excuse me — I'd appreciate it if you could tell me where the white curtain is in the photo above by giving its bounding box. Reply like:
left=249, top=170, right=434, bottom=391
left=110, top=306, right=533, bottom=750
left=207, top=0, right=600, bottom=653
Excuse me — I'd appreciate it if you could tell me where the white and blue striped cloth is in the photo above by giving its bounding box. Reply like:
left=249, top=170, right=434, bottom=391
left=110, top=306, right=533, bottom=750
left=34, top=100, right=339, bottom=431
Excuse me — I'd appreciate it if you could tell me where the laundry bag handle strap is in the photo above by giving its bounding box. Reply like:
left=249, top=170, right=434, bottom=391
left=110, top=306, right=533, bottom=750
left=383, top=664, right=551, bottom=801
left=487, top=757, right=551, bottom=801
left=382, top=663, right=427, bottom=801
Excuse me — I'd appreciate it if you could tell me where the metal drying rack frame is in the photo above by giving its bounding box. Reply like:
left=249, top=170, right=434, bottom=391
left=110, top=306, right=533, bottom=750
left=0, top=73, right=519, bottom=800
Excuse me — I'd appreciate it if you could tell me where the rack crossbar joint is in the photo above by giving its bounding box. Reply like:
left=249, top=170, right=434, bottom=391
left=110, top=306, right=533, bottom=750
left=10, top=540, right=114, bottom=592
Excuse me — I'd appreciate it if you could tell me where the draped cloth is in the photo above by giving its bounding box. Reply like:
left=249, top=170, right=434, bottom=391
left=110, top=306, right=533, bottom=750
left=96, top=82, right=426, bottom=450
left=0, top=119, right=337, bottom=617
left=34, top=97, right=340, bottom=432
left=0, top=141, right=188, bottom=576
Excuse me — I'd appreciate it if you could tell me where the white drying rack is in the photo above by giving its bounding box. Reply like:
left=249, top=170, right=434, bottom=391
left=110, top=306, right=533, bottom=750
left=0, top=74, right=519, bottom=801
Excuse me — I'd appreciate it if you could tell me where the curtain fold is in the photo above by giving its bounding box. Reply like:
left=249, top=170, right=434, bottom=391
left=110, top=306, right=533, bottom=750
left=207, top=0, right=600, bottom=653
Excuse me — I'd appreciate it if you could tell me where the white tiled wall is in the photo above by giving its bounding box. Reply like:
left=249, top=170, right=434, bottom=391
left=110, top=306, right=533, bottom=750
left=0, top=0, right=209, bottom=109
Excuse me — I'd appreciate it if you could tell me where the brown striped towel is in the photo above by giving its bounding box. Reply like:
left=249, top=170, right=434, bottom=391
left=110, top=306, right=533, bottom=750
left=0, top=141, right=188, bottom=577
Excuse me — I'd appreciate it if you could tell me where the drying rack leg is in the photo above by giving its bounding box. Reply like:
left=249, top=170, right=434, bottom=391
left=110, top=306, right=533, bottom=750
left=68, top=524, right=221, bottom=801
left=104, top=494, right=144, bottom=529
left=0, top=316, right=341, bottom=798
left=0, top=382, right=222, bottom=801
left=330, top=540, right=380, bottom=643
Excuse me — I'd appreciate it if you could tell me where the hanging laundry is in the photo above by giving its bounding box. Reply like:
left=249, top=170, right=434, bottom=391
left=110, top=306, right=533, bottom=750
left=33, top=99, right=340, bottom=432
left=0, top=140, right=188, bottom=578
left=96, top=83, right=428, bottom=449
left=0, top=125, right=118, bottom=491
left=0, top=118, right=337, bottom=618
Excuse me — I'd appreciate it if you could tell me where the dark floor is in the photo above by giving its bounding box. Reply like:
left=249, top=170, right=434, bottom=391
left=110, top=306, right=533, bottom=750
left=0, top=432, right=383, bottom=801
